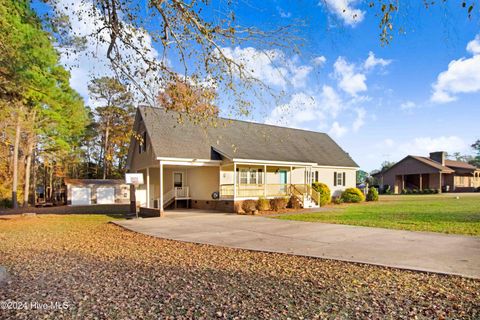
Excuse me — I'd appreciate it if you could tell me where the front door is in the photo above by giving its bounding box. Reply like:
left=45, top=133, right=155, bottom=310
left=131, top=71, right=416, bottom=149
left=279, top=170, right=287, bottom=194
left=173, top=172, right=183, bottom=188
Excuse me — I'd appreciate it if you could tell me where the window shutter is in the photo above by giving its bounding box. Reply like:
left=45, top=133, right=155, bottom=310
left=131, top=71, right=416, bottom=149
left=343, top=172, right=346, bottom=186
left=334, top=172, right=337, bottom=186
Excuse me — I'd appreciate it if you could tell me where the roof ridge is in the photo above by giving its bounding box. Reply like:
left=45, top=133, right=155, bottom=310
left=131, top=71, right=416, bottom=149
left=139, top=105, right=329, bottom=136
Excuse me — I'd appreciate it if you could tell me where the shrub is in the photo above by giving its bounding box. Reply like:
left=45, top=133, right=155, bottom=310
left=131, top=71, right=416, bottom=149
left=242, top=200, right=257, bottom=213
left=288, top=195, right=302, bottom=209
left=270, top=197, right=288, bottom=211
left=366, top=187, right=379, bottom=201
left=382, top=185, right=391, bottom=194
left=312, top=182, right=331, bottom=206
left=234, top=202, right=245, bottom=214
left=0, top=198, right=12, bottom=208
left=341, top=188, right=365, bottom=203
left=257, top=196, right=270, bottom=211
left=333, top=197, right=343, bottom=205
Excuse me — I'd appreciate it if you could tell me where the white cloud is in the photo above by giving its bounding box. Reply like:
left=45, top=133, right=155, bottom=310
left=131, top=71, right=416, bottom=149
left=265, top=85, right=345, bottom=128
left=399, top=136, right=468, bottom=155
left=431, top=34, right=480, bottom=103
left=364, top=51, right=391, bottom=70
left=352, top=107, right=366, bottom=132
left=221, top=47, right=312, bottom=89
left=320, top=85, right=344, bottom=117
left=290, top=65, right=313, bottom=88
left=276, top=6, right=292, bottom=18
left=265, top=92, right=319, bottom=128
left=466, top=34, right=480, bottom=55
left=379, top=136, right=469, bottom=161
left=400, top=101, right=416, bottom=110
left=265, top=52, right=391, bottom=136
left=333, top=57, right=367, bottom=96
left=329, top=121, right=348, bottom=137
left=321, top=0, right=365, bottom=26
left=312, top=56, right=327, bottom=66
left=383, top=138, right=394, bottom=148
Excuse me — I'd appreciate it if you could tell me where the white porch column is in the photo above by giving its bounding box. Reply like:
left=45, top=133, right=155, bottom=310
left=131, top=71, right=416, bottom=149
left=263, top=164, right=267, bottom=197
left=159, top=161, right=164, bottom=214
left=233, top=162, right=237, bottom=199
left=146, top=167, right=150, bottom=208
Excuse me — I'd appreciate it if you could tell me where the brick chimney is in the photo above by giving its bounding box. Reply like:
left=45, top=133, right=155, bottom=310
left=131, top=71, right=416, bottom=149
left=429, top=151, right=446, bottom=166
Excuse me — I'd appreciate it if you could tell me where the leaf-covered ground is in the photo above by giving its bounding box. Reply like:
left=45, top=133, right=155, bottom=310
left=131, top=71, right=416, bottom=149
left=0, top=215, right=479, bottom=319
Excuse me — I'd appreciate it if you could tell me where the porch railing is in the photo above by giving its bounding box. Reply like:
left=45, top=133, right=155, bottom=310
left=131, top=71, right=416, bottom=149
left=175, top=186, right=189, bottom=198
left=219, top=183, right=319, bottom=205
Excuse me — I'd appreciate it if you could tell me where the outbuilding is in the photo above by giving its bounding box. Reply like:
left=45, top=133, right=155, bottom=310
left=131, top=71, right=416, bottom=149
left=65, top=179, right=130, bottom=206
left=373, top=152, right=480, bottom=193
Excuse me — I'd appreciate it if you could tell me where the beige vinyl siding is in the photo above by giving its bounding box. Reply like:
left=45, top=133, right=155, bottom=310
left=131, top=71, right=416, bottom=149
left=129, top=121, right=156, bottom=172
left=314, top=167, right=357, bottom=197
left=186, top=166, right=220, bottom=200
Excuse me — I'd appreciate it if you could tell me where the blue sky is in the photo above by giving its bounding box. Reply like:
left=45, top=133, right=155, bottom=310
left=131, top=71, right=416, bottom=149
left=36, top=0, right=480, bottom=171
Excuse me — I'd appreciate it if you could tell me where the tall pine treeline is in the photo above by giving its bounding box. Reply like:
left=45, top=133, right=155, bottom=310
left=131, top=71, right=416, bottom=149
left=0, top=1, right=136, bottom=208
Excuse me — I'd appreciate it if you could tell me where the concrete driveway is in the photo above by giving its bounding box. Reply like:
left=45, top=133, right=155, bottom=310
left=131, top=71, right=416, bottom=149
left=114, top=210, right=480, bottom=279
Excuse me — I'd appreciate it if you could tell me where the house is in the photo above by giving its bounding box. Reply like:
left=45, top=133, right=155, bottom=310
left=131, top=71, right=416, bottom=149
left=373, top=152, right=480, bottom=193
left=126, top=107, right=359, bottom=214
left=65, top=179, right=130, bottom=205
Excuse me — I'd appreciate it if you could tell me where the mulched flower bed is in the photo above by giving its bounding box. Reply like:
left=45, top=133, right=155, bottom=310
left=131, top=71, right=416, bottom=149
left=0, top=215, right=478, bottom=319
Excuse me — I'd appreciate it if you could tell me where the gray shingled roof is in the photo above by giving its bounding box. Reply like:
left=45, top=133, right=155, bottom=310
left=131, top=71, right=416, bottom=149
left=139, top=107, right=359, bottom=167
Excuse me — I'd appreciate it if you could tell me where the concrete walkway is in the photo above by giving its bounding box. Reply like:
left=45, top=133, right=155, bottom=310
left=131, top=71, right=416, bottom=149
left=114, top=210, right=480, bottom=279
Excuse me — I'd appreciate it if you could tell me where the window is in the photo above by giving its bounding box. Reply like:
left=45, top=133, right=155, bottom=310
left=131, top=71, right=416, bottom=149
left=238, top=168, right=262, bottom=185
left=173, top=172, right=183, bottom=188
left=239, top=169, right=248, bottom=184
left=337, top=173, right=343, bottom=186
left=334, top=172, right=346, bottom=186
left=249, top=170, right=257, bottom=184
left=315, top=171, right=319, bottom=182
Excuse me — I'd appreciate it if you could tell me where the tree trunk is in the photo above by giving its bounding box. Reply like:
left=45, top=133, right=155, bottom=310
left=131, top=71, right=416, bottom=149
left=12, top=113, right=21, bottom=208
left=22, top=111, right=36, bottom=207
left=32, top=147, right=37, bottom=206
left=103, top=119, right=110, bottom=179
left=23, top=135, right=35, bottom=207
left=49, top=166, right=53, bottom=202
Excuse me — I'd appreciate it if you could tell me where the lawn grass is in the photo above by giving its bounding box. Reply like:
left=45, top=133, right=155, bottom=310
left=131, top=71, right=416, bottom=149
left=275, top=194, right=480, bottom=236
left=0, top=214, right=479, bottom=318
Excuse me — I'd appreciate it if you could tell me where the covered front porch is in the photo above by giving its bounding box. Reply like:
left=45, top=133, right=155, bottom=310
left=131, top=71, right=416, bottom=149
left=218, top=162, right=317, bottom=200
left=136, top=159, right=320, bottom=214
left=394, top=172, right=444, bottom=193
